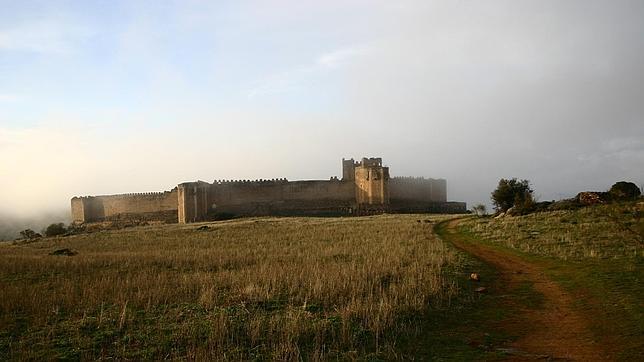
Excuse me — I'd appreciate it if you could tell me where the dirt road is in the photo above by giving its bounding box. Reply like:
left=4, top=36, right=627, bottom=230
left=444, top=219, right=610, bottom=361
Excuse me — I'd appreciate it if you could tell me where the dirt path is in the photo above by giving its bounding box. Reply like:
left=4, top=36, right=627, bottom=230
left=444, top=219, right=610, bottom=361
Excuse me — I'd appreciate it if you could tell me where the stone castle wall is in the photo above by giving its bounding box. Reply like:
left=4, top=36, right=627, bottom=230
left=72, top=157, right=466, bottom=224
left=71, top=189, right=178, bottom=223
left=178, top=179, right=356, bottom=223
left=389, top=177, right=447, bottom=203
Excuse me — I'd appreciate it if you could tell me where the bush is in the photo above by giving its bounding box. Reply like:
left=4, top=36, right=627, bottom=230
left=609, top=181, right=641, bottom=201
left=44, top=223, right=67, bottom=237
left=491, top=178, right=534, bottom=213
left=19, top=229, right=42, bottom=240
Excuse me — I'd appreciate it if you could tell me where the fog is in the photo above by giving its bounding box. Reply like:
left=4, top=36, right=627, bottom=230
left=1, top=1, right=643, bottom=236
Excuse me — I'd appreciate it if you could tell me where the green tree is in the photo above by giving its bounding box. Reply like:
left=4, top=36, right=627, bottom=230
left=609, top=181, right=641, bottom=201
left=44, top=223, right=67, bottom=237
left=491, top=178, right=533, bottom=213
left=19, top=229, right=41, bottom=239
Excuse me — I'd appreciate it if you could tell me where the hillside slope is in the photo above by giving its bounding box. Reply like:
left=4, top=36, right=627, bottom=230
left=459, top=201, right=643, bottom=360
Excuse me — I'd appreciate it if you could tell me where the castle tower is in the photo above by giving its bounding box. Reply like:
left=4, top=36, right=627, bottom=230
left=342, top=158, right=356, bottom=181
left=354, top=157, right=390, bottom=208
left=177, top=181, right=210, bottom=223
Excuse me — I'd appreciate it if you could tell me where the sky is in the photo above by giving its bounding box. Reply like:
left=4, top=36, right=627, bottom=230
left=1, top=0, right=643, bottom=219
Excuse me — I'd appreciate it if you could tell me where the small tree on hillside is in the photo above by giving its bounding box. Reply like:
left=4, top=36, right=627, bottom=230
left=44, top=223, right=67, bottom=237
left=609, top=181, right=641, bottom=201
left=19, top=229, right=41, bottom=239
left=491, top=178, right=533, bottom=213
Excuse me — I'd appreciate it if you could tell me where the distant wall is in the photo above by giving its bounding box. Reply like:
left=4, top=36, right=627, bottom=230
left=71, top=189, right=178, bottom=223
left=389, top=201, right=467, bottom=214
left=210, top=179, right=355, bottom=215
left=389, top=177, right=447, bottom=203
left=178, top=179, right=356, bottom=223
left=72, top=157, right=464, bottom=224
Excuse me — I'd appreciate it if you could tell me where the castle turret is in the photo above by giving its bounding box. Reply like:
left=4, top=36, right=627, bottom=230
left=177, top=181, right=210, bottom=223
left=354, top=157, right=389, bottom=208
left=342, top=158, right=356, bottom=181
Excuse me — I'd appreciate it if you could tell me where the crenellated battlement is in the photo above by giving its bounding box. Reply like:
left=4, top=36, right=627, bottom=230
left=74, top=188, right=177, bottom=199
left=213, top=178, right=290, bottom=185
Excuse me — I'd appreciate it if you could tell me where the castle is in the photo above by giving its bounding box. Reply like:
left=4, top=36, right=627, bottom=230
left=71, top=157, right=466, bottom=224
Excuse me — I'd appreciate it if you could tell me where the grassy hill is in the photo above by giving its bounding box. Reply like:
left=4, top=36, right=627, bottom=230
left=461, top=201, right=643, bottom=259
left=458, top=201, right=644, bottom=359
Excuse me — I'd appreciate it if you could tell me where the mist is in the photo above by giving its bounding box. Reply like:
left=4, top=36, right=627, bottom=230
left=1, top=0, right=643, bottom=227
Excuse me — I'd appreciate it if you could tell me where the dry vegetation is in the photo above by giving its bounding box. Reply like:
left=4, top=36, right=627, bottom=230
left=0, top=214, right=460, bottom=360
left=459, top=201, right=644, bottom=359
left=460, top=201, right=643, bottom=260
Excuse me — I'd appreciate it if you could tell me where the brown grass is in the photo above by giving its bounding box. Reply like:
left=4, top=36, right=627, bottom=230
left=458, top=202, right=644, bottom=359
left=460, top=201, right=643, bottom=260
left=0, top=214, right=458, bottom=360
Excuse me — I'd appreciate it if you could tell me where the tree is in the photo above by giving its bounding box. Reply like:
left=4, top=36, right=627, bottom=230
left=491, top=178, right=533, bottom=213
left=19, top=229, right=41, bottom=239
left=44, top=223, right=67, bottom=237
left=609, top=181, right=641, bottom=201
left=472, top=204, right=487, bottom=217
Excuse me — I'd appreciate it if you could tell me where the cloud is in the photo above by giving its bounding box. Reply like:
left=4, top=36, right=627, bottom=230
left=248, top=44, right=368, bottom=98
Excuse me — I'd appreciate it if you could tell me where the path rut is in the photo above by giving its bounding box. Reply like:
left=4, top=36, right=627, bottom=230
left=445, top=219, right=610, bottom=361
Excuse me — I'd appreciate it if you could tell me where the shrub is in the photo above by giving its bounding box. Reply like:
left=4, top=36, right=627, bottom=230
left=609, top=181, right=641, bottom=201
left=44, top=223, right=67, bottom=237
left=19, top=229, right=41, bottom=239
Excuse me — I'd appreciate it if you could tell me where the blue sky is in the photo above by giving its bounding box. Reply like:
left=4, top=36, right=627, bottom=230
left=1, top=0, right=643, bottom=216
left=1, top=1, right=364, bottom=126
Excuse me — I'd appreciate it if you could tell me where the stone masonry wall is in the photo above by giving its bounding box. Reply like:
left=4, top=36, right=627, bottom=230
left=389, top=177, right=447, bottom=203
left=73, top=157, right=462, bottom=224
left=71, top=189, right=178, bottom=223
left=209, top=179, right=355, bottom=216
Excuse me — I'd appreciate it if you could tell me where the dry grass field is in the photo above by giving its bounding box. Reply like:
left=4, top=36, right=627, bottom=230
left=0, top=214, right=462, bottom=360
left=460, top=201, right=643, bottom=260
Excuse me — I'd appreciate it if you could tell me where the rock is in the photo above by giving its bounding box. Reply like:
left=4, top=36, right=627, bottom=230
left=470, top=273, right=481, bottom=281
left=576, top=191, right=607, bottom=205
left=474, top=287, right=487, bottom=293
left=196, top=225, right=210, bottom=231
left=50, top=248, right=77, bottom=256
